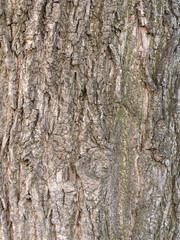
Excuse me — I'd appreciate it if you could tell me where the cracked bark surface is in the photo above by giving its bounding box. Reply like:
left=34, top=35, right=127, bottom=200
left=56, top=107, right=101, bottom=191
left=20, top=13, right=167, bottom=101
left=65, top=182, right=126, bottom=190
left=0, top=0, right=179, bottom=239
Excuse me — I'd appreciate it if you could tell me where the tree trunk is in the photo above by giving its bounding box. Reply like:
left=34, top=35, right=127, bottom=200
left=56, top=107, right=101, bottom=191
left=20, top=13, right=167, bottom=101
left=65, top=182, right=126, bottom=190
left=0, top=0, right=179, bottom=239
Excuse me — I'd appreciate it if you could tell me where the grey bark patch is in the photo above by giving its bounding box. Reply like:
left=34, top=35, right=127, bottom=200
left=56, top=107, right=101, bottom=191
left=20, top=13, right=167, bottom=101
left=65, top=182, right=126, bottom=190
left=0, top=0, right=179, bottom=239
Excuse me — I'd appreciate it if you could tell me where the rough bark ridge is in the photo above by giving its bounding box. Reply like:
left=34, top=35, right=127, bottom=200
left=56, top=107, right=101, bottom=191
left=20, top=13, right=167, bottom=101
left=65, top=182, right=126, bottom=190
left=0, top=0, right=179, bottom=239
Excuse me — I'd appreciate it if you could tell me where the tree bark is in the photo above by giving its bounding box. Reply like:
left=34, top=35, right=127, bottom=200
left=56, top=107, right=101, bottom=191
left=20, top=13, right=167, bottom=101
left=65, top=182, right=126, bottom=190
left=0, top=0, right=179, bottom=239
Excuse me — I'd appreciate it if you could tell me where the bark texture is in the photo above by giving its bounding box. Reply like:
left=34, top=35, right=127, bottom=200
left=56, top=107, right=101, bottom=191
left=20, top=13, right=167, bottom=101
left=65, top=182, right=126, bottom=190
left=0, top=0, right=179, bottom=239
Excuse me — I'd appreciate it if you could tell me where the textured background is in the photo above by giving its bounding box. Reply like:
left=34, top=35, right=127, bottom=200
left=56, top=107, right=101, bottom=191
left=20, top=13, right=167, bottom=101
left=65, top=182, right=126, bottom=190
left=0, top=0, right=179, bottom=239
